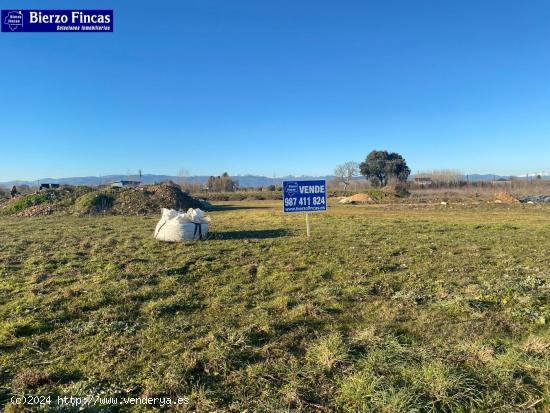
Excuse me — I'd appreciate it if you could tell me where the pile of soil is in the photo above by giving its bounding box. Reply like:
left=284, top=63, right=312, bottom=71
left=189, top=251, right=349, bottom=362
left=75, top=184, right=207, bottom=215
left=1, top=186, right=95, bottom=216
left=148, top=184, right=204, bottom=210
left=112, top=184, right=204, bottom=215
left=16, top=204, right=62, bottom=217
left=0, top=189, right=9, bottom=204
left=339, top=193, right=374, bottom=204
left=494, top=191, right=520, bottom=204
left=2, top=183, right=208, bottom=217
left=74, top=192, right=115, bottom=215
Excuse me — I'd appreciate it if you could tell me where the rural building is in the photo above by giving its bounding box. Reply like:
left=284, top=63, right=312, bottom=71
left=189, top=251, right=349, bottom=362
left=39, top=183, right=60, bottom=190
left=413, top=177, right=432, bottom=186
left=109, top=180, right=141, bottom=188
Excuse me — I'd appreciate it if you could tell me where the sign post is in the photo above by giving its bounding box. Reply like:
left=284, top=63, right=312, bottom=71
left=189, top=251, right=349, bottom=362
left=283, top=180, right=327, bottom=237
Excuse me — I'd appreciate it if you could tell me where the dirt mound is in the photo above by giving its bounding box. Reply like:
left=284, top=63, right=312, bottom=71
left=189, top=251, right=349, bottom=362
left=339, top=193, right=374, bottom=204
left=1, top=187, right=95, bottom=216
left=494, top=192, right=519, bottom=204
left=148, top=184, right=203, bottom=210
left=111, top=184, right=205, bottom=215
left=2, top=184, right=207, bottom=217
left=72, top=184, right=205, bottom=216
left=16, top=204, right=62, bottom=217
left=74, top=192, right=115, bottom=215
left=1, top=190, right=65, bottom=215
left=0, top=188, right=9, bottom=204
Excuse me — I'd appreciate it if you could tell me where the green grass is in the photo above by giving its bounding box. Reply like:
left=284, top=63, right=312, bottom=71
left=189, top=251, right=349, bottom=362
left=0, top=201, right=548, bottom=411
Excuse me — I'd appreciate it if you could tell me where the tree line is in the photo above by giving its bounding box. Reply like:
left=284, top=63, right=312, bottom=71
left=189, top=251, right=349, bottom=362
left=206, top=173, right=238, bottom=192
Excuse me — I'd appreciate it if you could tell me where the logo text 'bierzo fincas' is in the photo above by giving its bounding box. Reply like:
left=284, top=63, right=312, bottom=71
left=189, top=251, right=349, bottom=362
left=1, top=10, right=113, bottom=32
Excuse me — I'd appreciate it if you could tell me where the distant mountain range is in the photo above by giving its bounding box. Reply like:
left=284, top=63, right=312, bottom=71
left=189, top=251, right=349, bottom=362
left=1, top=172, right=548, bottom=189
left=0, top=174, right=333, bottom=188
left=518, top=172, right=550, bottom=178
left=464, top=173, right=549, bottom=181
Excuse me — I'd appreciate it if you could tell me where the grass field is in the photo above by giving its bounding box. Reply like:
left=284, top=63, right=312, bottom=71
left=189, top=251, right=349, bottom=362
left=1, top=201, right=549, bottom=412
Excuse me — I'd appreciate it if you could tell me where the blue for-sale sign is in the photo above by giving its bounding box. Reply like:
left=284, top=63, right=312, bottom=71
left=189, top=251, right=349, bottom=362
left=283, top=180, right=327, bottom=213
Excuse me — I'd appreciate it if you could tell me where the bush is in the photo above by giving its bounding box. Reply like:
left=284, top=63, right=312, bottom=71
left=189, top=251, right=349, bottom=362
left=382, top=183, right=410, bottom=198
left=363, top=189, right=395, bottom=202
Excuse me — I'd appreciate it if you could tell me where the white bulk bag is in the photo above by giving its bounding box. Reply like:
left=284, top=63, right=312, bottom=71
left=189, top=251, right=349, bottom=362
left=154, top=208, right=209, bottom=242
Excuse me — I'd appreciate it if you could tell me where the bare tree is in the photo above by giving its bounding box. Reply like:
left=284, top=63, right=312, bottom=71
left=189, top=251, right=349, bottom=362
left=206, top=173, right=238, bottom=192
left=177, top=168, right=189, bottom=186
left=334, top=161, right=360, bottom=191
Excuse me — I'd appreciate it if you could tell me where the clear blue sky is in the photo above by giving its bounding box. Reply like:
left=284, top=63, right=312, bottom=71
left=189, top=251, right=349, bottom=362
left=1, top=0, right=549, bottom=181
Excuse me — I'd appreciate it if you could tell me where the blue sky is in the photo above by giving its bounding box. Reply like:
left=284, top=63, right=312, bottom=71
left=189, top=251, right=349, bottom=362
left=1, top=0, right=549, bottom=181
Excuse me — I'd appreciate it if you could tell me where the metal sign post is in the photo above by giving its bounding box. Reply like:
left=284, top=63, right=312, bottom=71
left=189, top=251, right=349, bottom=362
left=283, top=180, right=327, bottom=238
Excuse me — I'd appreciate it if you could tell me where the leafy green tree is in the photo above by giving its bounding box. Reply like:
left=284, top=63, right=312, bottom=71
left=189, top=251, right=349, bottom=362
left=359, top=150, right=411, bottom=187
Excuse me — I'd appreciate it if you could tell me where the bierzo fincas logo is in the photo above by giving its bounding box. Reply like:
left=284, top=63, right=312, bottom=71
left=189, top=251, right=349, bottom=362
left=1, top=10, right=113, bottom=32
left=3, top=10, right=23, bottom=31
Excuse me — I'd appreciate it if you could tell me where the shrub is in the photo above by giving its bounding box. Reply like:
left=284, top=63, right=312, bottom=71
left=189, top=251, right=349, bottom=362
left=382, top=183, right=410, bottom=198
left=363, top=189, right=395, bottom=202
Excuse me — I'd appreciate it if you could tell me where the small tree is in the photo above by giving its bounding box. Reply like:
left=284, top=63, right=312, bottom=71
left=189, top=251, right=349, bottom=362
left=334, top=161, right=359, bottom=191
left=359, top=150, right=411, bottom=187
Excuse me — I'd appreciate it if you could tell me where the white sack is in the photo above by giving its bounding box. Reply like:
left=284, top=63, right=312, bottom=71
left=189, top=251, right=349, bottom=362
left=187, top=208, right=205, bottom=223
left=154, top=208, right=209, bottom=242
left=154, top=208, right=178, bottom=234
